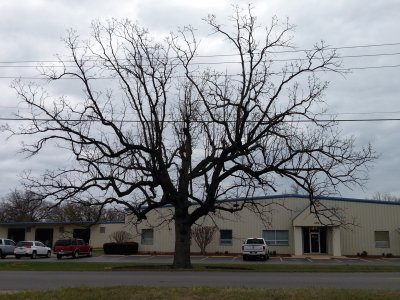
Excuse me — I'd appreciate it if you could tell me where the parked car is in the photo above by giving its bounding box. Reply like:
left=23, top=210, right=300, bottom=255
left=14, top=241, right=52, bottom=259
left=242, top=237, right=269, bottom=261
left=53, top=238, right=93, bottom=259
left=0, top=238, right=16, bottom=259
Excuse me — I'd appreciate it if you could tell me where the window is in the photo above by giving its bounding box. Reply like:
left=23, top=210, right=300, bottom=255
left=4, top=239, right=15, bottom=246
left=263, top=230, right=289, bottom=246
left=375, top=231, right=390, bottom=248
left=100, top=226, right=106, bottom=234
left=141, top=229, right=154, bottom=245
left=220, top=230, right=232, bottom=245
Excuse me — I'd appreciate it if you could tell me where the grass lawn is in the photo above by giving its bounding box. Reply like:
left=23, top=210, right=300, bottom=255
left=1, top=261, right=400, bottom=272
left=1, top=286, right=400, bottom=300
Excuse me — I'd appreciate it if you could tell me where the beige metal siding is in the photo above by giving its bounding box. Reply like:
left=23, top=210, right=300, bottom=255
left=128, top=197, right=310, bottom=254
left=127, top=197, right=400, bottom=256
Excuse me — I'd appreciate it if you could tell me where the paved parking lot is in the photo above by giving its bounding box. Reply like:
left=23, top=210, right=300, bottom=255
left=3, top=254, right=400, bottom=265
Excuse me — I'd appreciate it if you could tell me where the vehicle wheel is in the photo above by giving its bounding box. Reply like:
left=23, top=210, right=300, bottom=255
left=88, top=249, right=93, bottom=257
left=263, top=255, right=267, bottom=261
left=47, top=251, right=51, bottom=258
left=72, top=250, right=79, bottom=259
left=242, top=255, right=247, bottom=261
left=57, top=254, right=62, bottom=260
left=0, top=251, right=5, bottom=259
left=31, top=251, right=37, bottom=259
left=15, top=255, right=21, bottom=259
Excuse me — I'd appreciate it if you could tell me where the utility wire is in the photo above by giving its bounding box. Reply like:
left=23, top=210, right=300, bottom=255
left=0, top=42, right=399, bottom=64
left=1, top=104, right=400, bottom=117
left=0, top=52, right=400, bottom=68
left=0, top=64, right=399, bottom=80
left=1, top=117, right=400, bottom=123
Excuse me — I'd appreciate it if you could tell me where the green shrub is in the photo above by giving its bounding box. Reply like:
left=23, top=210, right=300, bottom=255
left=103, top=242, right=138, bottom=255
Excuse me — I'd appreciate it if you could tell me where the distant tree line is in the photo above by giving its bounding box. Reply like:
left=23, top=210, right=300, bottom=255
left=0, top=189, right=125, bottom=223
left=371, top=192, right=400, bottom=202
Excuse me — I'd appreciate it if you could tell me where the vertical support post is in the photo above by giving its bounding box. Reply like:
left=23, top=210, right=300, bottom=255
left=294, top=226, right=303, bottom=256
left=331, top=226, right=341, bottom=257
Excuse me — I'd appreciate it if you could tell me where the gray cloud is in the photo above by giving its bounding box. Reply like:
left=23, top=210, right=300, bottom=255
left=0, top=0, right=399, bottom=198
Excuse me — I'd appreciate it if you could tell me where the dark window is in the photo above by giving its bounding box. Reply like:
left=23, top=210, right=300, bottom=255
left=141, top=229, right=154, bottom=245
left=375, top=231, right=390, bottom=248
left=263, top=230, right=289, bottom=246
left=16, top=241, right=33, bottom=247
left=246, top=238, right=264, bottom=244
left=220, top=230, right=232, bottom=245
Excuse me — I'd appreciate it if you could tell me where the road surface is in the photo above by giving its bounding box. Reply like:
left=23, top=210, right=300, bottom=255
left=0, top=271, right=399, bottom=291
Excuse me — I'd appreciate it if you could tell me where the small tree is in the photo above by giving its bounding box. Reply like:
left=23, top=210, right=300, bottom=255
left=109, top=230, right=133, bottom=243
left=191, top=225, right=217, bottom=255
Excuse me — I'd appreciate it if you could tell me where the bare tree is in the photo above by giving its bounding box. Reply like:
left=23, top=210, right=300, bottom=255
left=48, top=202, right=124, bottom=222
left=370, top=192, right=400, bottom=202
left=0, top=189, right=49, bottom=222
left=4, top=6, right=375, bottom=268
left=191, top=225, right=217, bottom=255
left=109, top=230, right=133, bottom=243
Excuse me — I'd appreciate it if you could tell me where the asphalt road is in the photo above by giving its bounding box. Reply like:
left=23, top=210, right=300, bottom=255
left=0, top=271, right=400, bottom=290
left=3, top=254, right=400, bottom=265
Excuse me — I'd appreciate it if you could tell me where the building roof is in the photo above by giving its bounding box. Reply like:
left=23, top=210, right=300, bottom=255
left=218, top=194, right=400, bottom=206
left=0, top=220, right=125, bottom=226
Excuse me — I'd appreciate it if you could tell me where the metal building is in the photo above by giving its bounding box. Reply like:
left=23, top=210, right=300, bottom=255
left=129, top=195, right=400, bottom=256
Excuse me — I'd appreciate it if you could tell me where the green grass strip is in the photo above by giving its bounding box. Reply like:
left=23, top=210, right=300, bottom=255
left=1, top=261, right=400, bottom=272
left=1, top=286, right=400, bottom=300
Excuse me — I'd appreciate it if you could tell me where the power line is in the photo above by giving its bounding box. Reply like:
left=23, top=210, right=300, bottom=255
left=1, top=104, right=400, bottom=117
left=0, top=64, right=399, bottom=81
left=0, top=42, right=399, bottom=64
left=1, top=117, right=400, bottom=123
left=0, top=52, right=400, bottom=68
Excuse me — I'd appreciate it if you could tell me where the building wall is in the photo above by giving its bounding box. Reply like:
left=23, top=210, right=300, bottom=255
left=2, top=196, right=399, bottom=255
left=333, top=200, right=400, bottom=256
left=0, top=227, right=6, bottom=238
left=126, top=197, right=308, bottom=254
left=90, top=223, right=130, bottom=247
left=0, top=222, right=126, bottom=248
left=126, top=196, right=400, bottom=256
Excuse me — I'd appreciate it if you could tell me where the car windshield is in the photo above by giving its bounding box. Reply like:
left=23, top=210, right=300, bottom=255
left=16, top=241, right=33, bottom=247
left=246, top=239, right=264, bottom=244
left=55, top=239, right=72, bottom=246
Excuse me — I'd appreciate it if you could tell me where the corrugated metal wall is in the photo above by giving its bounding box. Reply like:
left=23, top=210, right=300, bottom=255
left=127, top=197, right=400, bottom=256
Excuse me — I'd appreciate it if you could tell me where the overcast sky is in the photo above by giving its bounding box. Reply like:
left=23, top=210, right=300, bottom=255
left=0, top=0, right=399, bottom=199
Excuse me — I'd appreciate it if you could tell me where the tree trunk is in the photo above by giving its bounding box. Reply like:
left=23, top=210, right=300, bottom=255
left=173, top=216, right=192, bottom=269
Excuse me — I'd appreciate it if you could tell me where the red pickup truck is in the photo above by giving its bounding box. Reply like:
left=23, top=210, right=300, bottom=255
left=53, top=238, right=93, bottom=259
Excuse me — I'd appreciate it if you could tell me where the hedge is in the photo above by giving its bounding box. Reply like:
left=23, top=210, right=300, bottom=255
left=103, top=242, right=139, bottom=255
